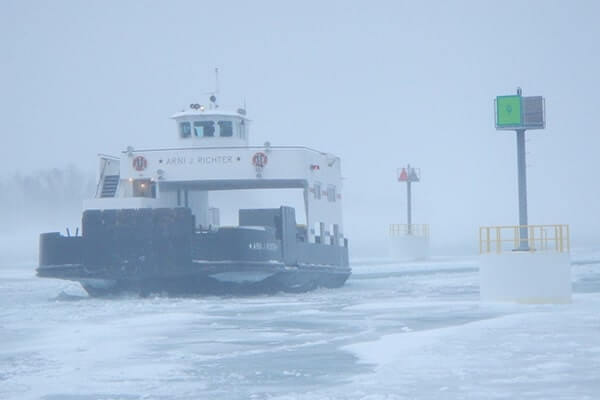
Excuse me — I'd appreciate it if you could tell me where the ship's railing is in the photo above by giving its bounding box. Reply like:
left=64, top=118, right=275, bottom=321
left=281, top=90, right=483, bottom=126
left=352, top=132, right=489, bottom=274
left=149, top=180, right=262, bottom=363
left=479, top=224, right=570, bottom=254
left=127, top=145, right=334, bottom=156
left=389, top=224, right=429, bottom=237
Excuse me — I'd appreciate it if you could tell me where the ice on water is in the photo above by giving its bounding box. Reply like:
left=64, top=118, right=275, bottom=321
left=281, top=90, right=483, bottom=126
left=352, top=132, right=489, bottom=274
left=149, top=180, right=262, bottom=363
left=1, top=253, right=599, bottom=399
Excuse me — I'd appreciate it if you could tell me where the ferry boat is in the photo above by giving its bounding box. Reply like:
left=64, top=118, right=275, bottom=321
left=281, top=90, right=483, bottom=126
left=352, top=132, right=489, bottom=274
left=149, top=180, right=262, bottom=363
left=37, top=97, right=351, bottom=296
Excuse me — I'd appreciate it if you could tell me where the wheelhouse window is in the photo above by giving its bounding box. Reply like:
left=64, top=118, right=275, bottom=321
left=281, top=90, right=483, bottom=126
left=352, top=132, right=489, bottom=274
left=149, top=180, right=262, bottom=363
left=193, top=121, right=215, bottom=137
left=218, top=120, right=233, bottom=137
left=313, top=183, right=321, bottom=200
left=327, top=185, right=336, bottom=202
left=179, top=122, right=191, bottom=138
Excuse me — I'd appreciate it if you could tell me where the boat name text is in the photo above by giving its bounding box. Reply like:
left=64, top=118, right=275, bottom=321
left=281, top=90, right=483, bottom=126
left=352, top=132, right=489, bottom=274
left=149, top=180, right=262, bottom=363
left=163, top=155, right=234, bottom=166
left=248, top=242, right=278, bottom=251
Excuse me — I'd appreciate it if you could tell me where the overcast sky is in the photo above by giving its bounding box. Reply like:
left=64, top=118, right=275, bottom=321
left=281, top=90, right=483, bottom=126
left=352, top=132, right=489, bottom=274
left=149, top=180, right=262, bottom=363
left=2, top=0, right=599, bottom=255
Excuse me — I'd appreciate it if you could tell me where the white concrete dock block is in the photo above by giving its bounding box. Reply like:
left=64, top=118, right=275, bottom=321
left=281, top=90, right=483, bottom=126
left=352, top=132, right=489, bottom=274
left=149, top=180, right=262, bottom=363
left=389, top=234, right=430, bottom=261
left=479, top=251, right=571, bottom=303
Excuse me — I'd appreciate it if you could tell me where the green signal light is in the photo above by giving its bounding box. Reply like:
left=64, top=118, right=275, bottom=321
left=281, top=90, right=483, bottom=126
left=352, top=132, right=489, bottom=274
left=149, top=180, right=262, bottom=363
left=496, top=95, right=522, bottom=127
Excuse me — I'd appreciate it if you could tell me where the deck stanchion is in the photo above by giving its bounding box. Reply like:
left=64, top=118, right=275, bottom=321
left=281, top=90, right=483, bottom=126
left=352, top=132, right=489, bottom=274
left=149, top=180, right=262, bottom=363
left=529, top=225, right=535, bottom=251
left=481, top=228, right=485, bottom=253
left=495, top=227, right=501, bottom=254
left=558, top=226, right=564, bottom=253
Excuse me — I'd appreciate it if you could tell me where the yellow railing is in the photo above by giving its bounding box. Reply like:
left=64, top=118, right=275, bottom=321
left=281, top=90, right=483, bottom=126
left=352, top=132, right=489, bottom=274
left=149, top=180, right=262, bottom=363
left=479, top=224, right=570, bottom=254
left=389, top=224, right=430, bottom=237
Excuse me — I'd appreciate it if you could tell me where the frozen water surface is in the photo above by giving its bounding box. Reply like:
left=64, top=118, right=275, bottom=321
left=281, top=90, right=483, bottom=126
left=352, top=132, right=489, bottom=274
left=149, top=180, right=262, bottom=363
left=1, top=253, right=599, bottom=399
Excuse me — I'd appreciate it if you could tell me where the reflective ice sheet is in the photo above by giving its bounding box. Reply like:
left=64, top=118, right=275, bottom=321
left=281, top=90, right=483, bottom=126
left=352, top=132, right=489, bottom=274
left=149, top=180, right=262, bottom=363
left=0, top=254, right=598, bottom=399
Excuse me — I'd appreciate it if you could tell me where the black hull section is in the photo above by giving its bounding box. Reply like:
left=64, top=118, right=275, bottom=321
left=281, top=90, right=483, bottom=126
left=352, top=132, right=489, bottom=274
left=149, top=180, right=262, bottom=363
left=37, top=263, right=350, bottom=297
left=38, top=206, right=350, bottom=297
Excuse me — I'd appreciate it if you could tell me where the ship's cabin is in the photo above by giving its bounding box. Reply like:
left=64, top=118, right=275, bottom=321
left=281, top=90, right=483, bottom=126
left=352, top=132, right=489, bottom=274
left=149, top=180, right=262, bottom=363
left=171, top=105, right=250, bottom=148
left=87, top=99, right=344, bottom=245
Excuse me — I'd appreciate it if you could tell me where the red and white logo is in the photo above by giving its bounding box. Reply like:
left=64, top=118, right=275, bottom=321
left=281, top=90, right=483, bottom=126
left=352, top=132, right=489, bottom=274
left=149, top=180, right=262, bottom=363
left=132, top=156, right=147, bottom=171
left=252, top=152, right=268, bottom=168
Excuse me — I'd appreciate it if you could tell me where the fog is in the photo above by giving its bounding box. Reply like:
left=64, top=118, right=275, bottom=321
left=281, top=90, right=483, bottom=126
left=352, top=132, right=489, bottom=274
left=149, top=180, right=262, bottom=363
left=4, top=3, right=600, bottom=399
left=2, top=0, right=600, bottom=257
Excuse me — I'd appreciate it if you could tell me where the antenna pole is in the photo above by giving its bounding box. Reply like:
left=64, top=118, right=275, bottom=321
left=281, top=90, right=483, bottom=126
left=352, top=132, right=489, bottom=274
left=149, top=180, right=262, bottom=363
left=215, top=68, right=219, bottom=96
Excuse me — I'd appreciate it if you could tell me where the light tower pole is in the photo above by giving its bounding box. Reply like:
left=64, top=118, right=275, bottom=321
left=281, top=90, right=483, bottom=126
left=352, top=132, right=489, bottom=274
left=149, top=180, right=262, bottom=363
left=407, top=175, right=412, bottom=232
left=397, top=165, right=420, bottom=235
left=515, top=126, right=529, bottom=249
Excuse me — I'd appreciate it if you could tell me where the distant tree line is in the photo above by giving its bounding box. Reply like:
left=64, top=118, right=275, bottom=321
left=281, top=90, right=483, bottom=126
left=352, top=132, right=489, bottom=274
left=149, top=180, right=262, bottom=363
left=0, top=165, right=96, bottom=229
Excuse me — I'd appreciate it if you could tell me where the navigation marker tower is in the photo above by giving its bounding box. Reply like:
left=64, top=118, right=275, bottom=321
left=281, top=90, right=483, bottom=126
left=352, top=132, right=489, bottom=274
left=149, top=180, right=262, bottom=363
left=495, top=87, right=545, bottom=249
left=389, top=165, right=429, bottom=261
left=398, top=164, right=420, bottom=234
left=479, top=88, right=571, bottom=303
